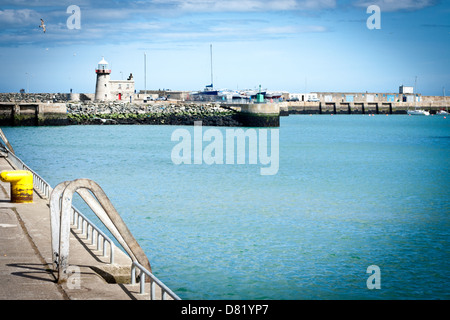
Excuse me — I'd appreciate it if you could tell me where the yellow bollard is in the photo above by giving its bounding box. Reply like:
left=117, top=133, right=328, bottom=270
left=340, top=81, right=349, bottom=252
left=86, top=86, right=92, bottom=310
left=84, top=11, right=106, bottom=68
left=0, top=170, right=33, bottom=203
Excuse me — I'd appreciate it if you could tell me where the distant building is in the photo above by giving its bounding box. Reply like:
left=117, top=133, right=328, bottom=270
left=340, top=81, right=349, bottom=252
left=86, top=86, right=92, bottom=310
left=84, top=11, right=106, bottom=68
left=311, top=90, right=421, bottom=103
left=94, top=57, right=135, bottom=102
left=139, top=90, right=189, bottom=101
left=288, top=93, right=319, bottom=102
left=399, top=85, right=414, bottom=94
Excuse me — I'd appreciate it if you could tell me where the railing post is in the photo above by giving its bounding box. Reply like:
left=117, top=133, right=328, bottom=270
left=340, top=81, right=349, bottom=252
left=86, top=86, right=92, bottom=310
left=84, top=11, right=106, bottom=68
left=49, top=181, right=70, bottom=270
left=103, top=239, right=107, bottom=257
left=151, top=280, right=156, bottom=300
left=58, top=186, right=73, bottom=282
left=86, top=225, right=91, bottom=241
left=131, top=263, right=136, bottom=285
left=97, top=234, right=102, bottom=251
left=140, top=272, right=146, bottom=294
left=91, top=229, right=96, bottom=245
left=110, top=242, right=115, bottom=264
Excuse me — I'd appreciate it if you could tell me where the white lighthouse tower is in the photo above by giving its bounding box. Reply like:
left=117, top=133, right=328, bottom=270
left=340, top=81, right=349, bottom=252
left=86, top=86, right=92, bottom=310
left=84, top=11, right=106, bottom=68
left=95, top=57, right=111, bottom=101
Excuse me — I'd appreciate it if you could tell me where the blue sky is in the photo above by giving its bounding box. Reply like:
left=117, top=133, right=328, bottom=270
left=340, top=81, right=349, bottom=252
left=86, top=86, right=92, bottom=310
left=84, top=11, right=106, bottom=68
left=0, top=0, right=449, bottom=95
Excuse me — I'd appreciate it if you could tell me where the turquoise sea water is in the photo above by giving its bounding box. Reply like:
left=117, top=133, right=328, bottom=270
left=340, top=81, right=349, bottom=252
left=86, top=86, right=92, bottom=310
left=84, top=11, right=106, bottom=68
left=2, top=114, right=450, bottom=300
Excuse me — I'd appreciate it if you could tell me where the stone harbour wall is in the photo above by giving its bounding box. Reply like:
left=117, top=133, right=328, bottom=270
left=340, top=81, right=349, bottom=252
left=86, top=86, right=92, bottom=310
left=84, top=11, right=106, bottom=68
left=66, top=102, right=243, bottom=126
left=0, top=93, right=279, bottom=127
left=0, top=93, right=70, bottom=103
left=0, top=102, right=69, bottom=126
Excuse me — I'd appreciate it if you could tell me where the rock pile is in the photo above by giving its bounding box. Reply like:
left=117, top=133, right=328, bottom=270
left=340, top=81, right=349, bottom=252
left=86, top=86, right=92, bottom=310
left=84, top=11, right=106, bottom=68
left=0, top=93, right=69, bottom=103
left=66, top=102, right=242, bottom=126
left=66, top=102, right=229, bottom=115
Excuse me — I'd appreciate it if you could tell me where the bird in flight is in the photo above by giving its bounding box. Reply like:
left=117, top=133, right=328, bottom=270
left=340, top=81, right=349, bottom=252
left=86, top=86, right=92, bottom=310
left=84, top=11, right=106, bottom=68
left=39, top=19, right=46, bottom=33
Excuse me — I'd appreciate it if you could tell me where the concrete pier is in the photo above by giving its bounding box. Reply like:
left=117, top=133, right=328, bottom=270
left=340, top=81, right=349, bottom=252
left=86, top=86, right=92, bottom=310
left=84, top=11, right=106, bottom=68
left=230, top=103, right=281, bottom=127
left=2, top=99, right=448, bottom=129
left=0, top=154, right=171, bottom=300
left=283, top=101, right=450, bottom=115
left=0, top=102, right=68, bottom=126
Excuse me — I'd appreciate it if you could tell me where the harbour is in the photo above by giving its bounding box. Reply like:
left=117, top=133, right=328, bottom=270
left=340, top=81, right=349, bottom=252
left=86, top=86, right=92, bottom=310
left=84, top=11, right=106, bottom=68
left=1, top=0, right=449, bottom=306
left=1, top=97, right=449, bottom=128
left=0, top=57, right=448, bottom=127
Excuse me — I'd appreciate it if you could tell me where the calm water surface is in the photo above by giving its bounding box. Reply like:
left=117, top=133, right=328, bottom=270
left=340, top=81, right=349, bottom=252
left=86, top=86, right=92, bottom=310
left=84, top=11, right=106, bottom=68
left=3, top=114, right=449, bottom=299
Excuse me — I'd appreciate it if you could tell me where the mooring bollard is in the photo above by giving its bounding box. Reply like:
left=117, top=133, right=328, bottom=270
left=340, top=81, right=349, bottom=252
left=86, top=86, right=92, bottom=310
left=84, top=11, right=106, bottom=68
left=0, top=170, right=33, bottom=203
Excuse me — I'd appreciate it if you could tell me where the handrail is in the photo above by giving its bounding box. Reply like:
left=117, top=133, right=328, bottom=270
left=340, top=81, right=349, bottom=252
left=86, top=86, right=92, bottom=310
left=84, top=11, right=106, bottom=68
left=51, top=178, right=152, bottom=282
left=71, top=205, right=115, bottom=264
left=132, top=261, right=181, bottom=300
left=49, top=181, right=119, bottom=270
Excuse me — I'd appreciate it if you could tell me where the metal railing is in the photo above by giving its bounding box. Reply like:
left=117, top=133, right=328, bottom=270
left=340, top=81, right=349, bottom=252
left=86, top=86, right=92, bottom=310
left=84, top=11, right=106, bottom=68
left=50, top=179, right=181, bottom=300
left=131, top=261, right=180, bottom=300
left=71, top=206, right=115, bottom=264
left=0, top=140, right=181, bottom=300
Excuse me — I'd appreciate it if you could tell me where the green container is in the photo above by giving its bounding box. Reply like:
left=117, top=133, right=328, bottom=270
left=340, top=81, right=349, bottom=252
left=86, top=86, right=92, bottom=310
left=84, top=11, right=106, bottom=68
left=256, top=93, right=264, bottom=103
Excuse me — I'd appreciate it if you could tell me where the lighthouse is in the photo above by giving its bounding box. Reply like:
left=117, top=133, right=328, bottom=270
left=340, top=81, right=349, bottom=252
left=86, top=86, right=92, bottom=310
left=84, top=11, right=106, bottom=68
left=95, top=57, right=111, bottom=101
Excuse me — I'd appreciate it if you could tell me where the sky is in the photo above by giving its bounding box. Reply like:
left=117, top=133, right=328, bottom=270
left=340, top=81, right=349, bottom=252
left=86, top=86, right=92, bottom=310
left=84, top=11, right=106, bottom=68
left=0, top=0, right=449, bottom=95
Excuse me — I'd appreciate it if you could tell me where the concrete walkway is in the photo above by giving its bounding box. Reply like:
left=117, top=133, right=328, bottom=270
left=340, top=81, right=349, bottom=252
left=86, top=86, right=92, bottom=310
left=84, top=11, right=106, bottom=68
left=0, top=154, right=166, bottom=300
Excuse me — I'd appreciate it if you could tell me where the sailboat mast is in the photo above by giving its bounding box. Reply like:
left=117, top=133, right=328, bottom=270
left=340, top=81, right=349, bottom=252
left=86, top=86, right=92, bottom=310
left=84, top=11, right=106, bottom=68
left=210, top=44, right=213, bottom=89
left=414, top=76, right=418, bottom=94
left=144, top=52, right=147, bottom=92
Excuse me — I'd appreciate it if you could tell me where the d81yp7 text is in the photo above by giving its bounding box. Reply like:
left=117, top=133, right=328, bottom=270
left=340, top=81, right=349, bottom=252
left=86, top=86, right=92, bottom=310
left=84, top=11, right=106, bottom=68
left=225, top=304, right=268, bottom=315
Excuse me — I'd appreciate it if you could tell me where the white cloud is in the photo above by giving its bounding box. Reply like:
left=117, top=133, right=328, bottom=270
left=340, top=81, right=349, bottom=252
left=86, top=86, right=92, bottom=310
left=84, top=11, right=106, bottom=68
left=353, top=0, right=437, bottom=12
left=0, top=0, right=90, bottom=7
left=263, top=25, right=328, bottom=34
left=0, top=0, right=331, bottom=47
left=0, top=9, right=41, bottom=27
left=297, top=0, right=337, bottom=10
left=152, top=0, right=336, bottom=12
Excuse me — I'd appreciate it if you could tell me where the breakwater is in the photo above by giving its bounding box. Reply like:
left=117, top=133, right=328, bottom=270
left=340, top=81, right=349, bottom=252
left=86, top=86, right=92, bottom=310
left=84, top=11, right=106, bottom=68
left=0, top=102, right=68, bottom=126
left=0, top=92, right=70, bottom=103
left=66, top=102, right=243, bottom=126
left=282, top=101, right=449, bottom=115
left=0, top=100, right=245, bottom=127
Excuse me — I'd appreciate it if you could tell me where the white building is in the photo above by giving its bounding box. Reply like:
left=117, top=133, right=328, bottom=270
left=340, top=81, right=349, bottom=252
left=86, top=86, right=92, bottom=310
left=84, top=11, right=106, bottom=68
left=94, top=57, right=111, bottom=101
left=399, top=85, right=414, bottom=94
left=94, top=57, right=135, bottom=102
left=288, top=93, right=319, bottom=102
